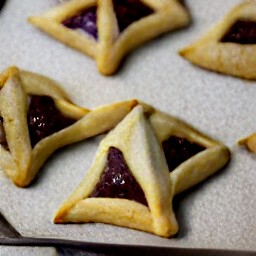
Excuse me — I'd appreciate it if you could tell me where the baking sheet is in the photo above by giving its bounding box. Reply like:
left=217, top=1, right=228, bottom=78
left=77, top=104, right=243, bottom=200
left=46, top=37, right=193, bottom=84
left=0, top=0, right=255, bottom=251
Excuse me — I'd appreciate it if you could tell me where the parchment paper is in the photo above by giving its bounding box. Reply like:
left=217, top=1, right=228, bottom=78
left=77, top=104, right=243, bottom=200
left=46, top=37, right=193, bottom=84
left=0, top=0, right=255, bottom=251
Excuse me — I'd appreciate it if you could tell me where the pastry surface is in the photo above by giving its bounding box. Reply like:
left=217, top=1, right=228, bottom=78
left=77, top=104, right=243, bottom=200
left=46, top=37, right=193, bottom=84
left=28, top=0, right=190, bottom=75
left=0, top=67, right=138, bottom=187
left=141, top=102, right=231, bottom=195
left=179, top=1, right=256, bottom=80
left=238, top=132, right=256, bottom=153
left=54, top=106, right=179, bottom=237
left=54, top=104, right=230, bottom=236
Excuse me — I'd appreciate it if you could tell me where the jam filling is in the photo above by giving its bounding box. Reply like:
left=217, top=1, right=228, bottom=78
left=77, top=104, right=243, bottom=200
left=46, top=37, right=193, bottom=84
left=63, top=7, right=98, bottom=39
left=90, top=146, right=148, bottom=206
left=113, top=0, right=154, bottom=32
left=27, top=95, right=76, bottom=148
left=162, top=136, right=206, bottom=172
left=0, top=117, right=8, bottom=150
left=178, top=0, right=187, bottom=8
left=221, top=20, right=256, bottom=44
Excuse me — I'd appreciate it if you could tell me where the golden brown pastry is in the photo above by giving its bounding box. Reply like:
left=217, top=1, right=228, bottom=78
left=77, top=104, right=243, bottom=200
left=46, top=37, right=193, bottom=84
left=28, top=0, right=190, bottom=75
left=179, top=1, right=256, bottom=80
left=143, top=104, right=231, bottom=195
left=0, top=67, right=138, bottom=187
left=54, top=106, right=178, bottom=237
left=238, top=132, right=256, bottom=153
left=54, top=104, right=230, bottom=237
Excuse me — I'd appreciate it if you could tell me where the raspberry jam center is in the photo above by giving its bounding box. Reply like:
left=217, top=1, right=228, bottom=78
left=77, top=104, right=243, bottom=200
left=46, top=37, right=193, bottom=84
left=162, top=136, right=206, bottom=172
left=63, top=7, right=98, bottom=39
left=113, top=0, right=153, bottom=32
left=0, top=117, right=8, bottom=150
left=90, top=146, right=148, bottom=206
left=27, top=95, right=76, bottom=147
left=221, top=20, right=256, bottom=44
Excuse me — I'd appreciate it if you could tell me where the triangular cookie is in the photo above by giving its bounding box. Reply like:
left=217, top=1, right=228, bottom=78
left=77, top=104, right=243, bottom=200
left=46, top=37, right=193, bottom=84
left=28, top=0, right=190, bottom=75
left=54, top=105, right=178, bottom=237
left=0, top=67, right=138, bottom=187
left=238, top=132, right=256, bottom=153
left=141, top=102, right=230, bottom=195
left=179, top=1, right=256, bottom=80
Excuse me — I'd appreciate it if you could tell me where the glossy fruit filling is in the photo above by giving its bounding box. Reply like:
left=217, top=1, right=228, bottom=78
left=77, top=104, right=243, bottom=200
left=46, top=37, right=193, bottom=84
left=162, top=136, right=206, bottom=172
left=0, top=117, right=8, bottom=150
left=63, top=7, right=98, bottom=39
left=90, top=146, right=148, bottom=206
left=113, top=0, right=154, bottom=32
left=27, top=95, right=76, bottom=147
left=221, top=20, right=256, bottom=44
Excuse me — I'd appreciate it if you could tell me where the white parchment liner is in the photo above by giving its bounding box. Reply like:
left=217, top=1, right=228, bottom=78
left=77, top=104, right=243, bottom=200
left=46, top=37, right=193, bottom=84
left=0, top=0, right=255, bottom=251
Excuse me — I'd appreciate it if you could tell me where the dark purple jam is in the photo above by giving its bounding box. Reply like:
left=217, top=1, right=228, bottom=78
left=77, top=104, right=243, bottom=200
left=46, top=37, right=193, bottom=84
left=113, top=0, right=154, bottom=32
left=162, top=136, right=206, bottom=172
left=178, top=0, right=187, bottom=8
left=221, top=20, right=256, bottom=44
left=63, top=7, right=98, bottom=39
left=27, top=95, right=76, bottom=148
left=0, top=117, right=8, bottom=150
left=90, top=147, right=148, bottom=206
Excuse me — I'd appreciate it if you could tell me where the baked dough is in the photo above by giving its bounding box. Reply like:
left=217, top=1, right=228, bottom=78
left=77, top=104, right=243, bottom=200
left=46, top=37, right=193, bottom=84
left=140, top=102, right=231, bottom=195
left=28, top=0, right=190, bottom=75
left=54, top=106, right=178, bottom=237
left=54, top=104, right=230, bottom=237
left=179, top=1, right=256, bottom=80
left=0, top=67, right=138, bottom=187
left=238, top=132, right=256, bottom=153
